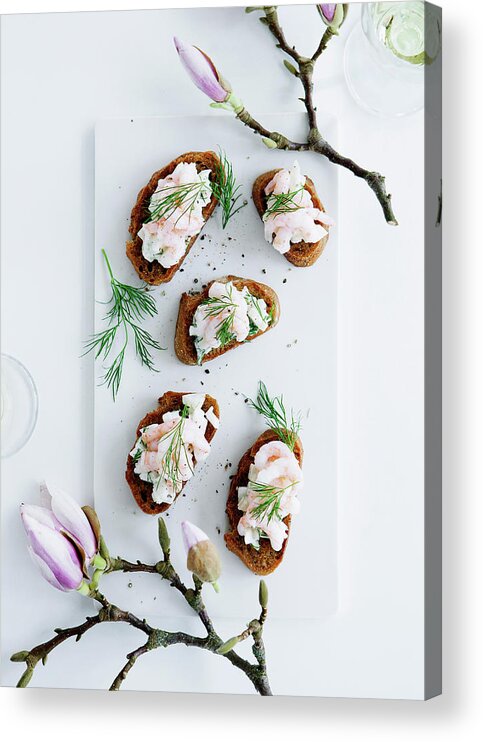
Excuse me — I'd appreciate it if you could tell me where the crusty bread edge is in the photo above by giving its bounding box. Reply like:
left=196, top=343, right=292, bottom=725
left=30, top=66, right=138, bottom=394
left=126, top=151, right=220, bottom=285
left=125, top=391, right=220, bottom=515
left=174, top=275, right=281, bottom=366
left=252, top=168, right=329, bottom=267
left=224, top=429, right=304, bottom=575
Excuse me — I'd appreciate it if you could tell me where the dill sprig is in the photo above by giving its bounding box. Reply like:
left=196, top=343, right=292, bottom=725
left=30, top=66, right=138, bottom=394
left=147, top=181, right=208, bottom=224
left=160, top=405, right=193, bottom=489
left=200, top=283, right=238, bottom=348
left=83, top=249, right=164, bottom=401
left=145, top=151, right=245, bottom=231
left=248, top=381, right=301, bottom=450
left=248, top=480, right=299, bottom=524
left=211, top=149, right=246, bottom=229
left=215, top=312, right=236, bottom=347
left=264, top=187, right=304, bottom=218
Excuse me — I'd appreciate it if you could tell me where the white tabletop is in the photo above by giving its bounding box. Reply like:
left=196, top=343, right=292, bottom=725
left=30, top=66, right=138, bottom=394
left=1, top=4, right=426, bottom=697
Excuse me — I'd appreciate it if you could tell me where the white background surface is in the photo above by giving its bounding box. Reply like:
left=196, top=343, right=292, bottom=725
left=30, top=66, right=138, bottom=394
left=0, top=0, right=424, bottom=699
left=1, top=0, right=482, bottom=739
left=1, top=0, right=426, bottom=698
left=94, top=113, right=338, bottom=626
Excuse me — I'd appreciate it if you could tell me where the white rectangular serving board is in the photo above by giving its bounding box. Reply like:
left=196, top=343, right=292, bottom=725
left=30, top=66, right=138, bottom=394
left=94, top=113, right=338, bottom=623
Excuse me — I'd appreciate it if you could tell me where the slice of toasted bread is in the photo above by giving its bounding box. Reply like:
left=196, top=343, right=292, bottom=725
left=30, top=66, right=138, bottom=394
left=224, top=429, right=304, bottom=575
left=174, top=275, right=280, bottom=366
left=126, top=151, right=220, bottom=285
left=252, top=168, right=330, bottom=267
left=126, top=391, right=220, bottom=515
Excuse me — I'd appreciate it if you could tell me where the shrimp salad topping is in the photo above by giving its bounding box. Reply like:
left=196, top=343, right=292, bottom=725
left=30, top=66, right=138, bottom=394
left=237, top=440, right=303, bottom=551
left=189, top=280, right=272, bottom=364
left=130, top=393, right=219, bottom=505
left=138, top=162, right=212, bottom=269
left=262, top=161, right=334, bottom=255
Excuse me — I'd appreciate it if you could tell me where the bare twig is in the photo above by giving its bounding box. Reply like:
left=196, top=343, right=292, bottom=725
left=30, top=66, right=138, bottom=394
left=12, top=543, right=272, bottom=695
left=242, top=6, right=398, bottom=225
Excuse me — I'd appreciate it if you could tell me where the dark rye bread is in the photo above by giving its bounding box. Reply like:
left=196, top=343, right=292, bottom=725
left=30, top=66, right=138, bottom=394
left=224, top=429, right=304, bottom=575
left=252, top=168, right=330, bottom=267
left=174, top=275, right=281, bottom=366
left=126, top=151, right=220, bottom=285
left=126, top=391, right=220, bottom=515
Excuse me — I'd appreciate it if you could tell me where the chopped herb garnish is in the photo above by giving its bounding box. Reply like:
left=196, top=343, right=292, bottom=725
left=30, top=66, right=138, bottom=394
left=147, top=180, right=210, bottom=225
left=264, top=187, right=304, bottom=218
left=144, top=150, right=245, bottom=231
left=160, top=405, right=194, bottom=490
left=248, top=480, right=299, bottom=523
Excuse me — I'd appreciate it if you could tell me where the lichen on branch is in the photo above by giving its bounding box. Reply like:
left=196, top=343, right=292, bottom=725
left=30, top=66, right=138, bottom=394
left=11, top=518, right=272, bottom=695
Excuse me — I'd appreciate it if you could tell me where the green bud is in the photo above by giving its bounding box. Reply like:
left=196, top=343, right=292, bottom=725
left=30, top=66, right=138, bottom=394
left=283, top=60, right=298, bottom=76
left=262, top=138, right=278, bottom=149
left=77, top=581, right=90, bottom=597
left=89, top=569, right=103, bottom=591
left=217, top=636, right=240, bottom=655
left=259, top=16, right=269, bottom=25
left=157, top=517, right=171, bottom=558
left=259, top=580, right=268, bottom=610
left=17, top=667, right=34, bottom=688
left=91, top=554, right=107, bottom=571
left=10, top=651, right=29, bottom=663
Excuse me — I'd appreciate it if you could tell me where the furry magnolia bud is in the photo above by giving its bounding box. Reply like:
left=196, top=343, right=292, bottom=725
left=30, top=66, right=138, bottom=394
left=259, top=580, right=268, bottom=610
left=158, top=517, right=171, bottom=558
left=262, top=137, right=278, bottom=149
left=217, top=636, right=240, bottom=655
left=182, top=521, right=222, bottom=587
left=10, top=651, right=29, bottom=663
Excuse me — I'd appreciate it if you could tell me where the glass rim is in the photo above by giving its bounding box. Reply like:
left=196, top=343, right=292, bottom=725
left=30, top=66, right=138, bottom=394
left=1, top=352, right=39, bottom=458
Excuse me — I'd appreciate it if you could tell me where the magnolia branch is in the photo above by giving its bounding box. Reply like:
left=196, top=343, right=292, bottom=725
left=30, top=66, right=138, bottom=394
left=241, top=6, right=398, bottom=225
left=11, top=550, right=272, bottom=695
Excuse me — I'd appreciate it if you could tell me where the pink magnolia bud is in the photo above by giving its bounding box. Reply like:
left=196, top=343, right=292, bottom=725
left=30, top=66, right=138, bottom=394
left=174, top=37, right=231, bottom=103
left=317, top=4, right=348, bottom=31
left=20, top=506, right=84, bottom=592
left=40, top=481, right=98, bottom=563
left=181, top=520, right=221, bottom=586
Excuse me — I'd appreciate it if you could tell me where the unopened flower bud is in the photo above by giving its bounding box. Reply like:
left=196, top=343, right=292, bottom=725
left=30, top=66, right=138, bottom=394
left=174, top=37, right=231, bottom=103
left=182, top=521, right=221, bottom=587
left=283, top=60, right=298, bottom=76
left=317, top=4, right=348, bottom=33
left=17, top=667, right=34, bottom=688
left=262, top=138, right=278, bottom=149
left=158, top=516, right=171, bottom=559
left=10, top=651, right=30, bottom=663
left=259, top=579, right=269, bottom=610
left=217, top=636, right=240, bottom=655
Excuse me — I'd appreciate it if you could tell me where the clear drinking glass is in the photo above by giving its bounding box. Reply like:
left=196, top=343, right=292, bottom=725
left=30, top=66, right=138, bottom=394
left=1, top=354, right=39, bottom=458
left=344, top=1, right=441, bottom=117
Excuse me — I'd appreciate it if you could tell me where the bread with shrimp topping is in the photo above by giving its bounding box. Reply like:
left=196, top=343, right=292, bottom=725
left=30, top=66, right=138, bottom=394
left=126, top=391, right=220, bottom=515
left=252, top=168, right=330, bottom=267
left=224, top=429, right=303, bottom=575
left=126, top=151, right=220, bottom=285
left=174, top=275, right=280, bottom=366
